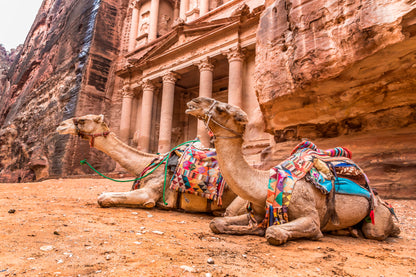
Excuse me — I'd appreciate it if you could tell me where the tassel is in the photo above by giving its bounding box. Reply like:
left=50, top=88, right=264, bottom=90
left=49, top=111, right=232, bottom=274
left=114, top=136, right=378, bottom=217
left=370, top=209, right=375, bottom=225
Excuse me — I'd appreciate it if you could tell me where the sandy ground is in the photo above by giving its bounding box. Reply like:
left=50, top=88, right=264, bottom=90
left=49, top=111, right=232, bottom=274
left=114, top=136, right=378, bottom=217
left=0, top=178, right=415, bottom=277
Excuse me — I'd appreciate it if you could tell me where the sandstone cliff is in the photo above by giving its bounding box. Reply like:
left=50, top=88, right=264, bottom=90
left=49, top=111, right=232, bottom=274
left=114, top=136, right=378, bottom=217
left=255, top=0, right=416, bottom=198
left=0, top=45, right=22, bottom=94
left=0, top=0, right=128, bottom=182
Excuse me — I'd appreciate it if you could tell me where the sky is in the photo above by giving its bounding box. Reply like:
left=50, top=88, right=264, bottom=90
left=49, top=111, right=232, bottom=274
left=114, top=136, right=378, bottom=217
left=0, top=0, right=44, bottom=51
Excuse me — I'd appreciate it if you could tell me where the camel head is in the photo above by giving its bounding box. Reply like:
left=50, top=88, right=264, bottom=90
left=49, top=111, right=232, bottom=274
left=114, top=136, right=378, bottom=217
left=186, top=97, right=248, bottom=138
left=57, top=114, right=108, bottom=135
left=56, top=114, right=110, bottom=146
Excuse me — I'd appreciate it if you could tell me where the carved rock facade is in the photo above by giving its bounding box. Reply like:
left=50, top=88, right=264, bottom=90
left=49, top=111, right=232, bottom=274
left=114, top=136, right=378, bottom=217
left=0, top=0, right=415, bottom=199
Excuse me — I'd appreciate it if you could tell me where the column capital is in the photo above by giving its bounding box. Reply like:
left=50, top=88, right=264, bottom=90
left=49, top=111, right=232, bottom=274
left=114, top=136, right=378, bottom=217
left=197, top=58, right=214, bottom=72
left=162, top=72, right=180, bottom=84
left=140, top=79, right=156, bottom=91
left=224, top=46, right=246, bottom=63
left=130, top=0, right=140, bottom=9
left=121, top=88, right=135, bottom=98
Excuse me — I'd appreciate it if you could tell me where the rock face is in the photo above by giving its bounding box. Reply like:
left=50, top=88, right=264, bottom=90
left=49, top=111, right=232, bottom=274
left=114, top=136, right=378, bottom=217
left=0, top=0, right=128, bottom=182
left=0, top=45, right=22, bottom=94
left=255, top=0, right=416, bottom=198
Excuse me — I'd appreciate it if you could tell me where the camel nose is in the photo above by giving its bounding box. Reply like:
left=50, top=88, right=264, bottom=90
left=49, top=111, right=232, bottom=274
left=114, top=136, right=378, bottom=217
left=56, top=123, right=67, bottom=133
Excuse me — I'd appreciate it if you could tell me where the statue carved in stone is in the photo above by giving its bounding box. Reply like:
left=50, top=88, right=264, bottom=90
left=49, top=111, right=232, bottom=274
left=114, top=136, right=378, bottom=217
left=140, top=12, right=150, bottom=34
left=159, top=14, right=171, bottom=36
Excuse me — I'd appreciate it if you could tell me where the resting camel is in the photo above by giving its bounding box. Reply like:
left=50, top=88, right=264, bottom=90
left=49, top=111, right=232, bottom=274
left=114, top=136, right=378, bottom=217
left=185, top=97, right=400, bottom=245
left=56, top=114, right=245, bottom=215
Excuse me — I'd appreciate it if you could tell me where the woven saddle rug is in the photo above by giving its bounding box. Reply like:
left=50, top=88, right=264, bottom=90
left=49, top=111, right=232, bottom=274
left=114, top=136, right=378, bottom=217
left=131, top=143, right=190, bottom=191
left=170, top=144, right=227, bottom=205
left=260, top=140, right=374, bottom=228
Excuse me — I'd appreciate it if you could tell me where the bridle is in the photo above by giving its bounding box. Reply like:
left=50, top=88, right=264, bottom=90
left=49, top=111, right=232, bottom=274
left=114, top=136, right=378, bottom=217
left=202, top=100, right=243, bottom=140
left=73, top=118, right=110, bottom=147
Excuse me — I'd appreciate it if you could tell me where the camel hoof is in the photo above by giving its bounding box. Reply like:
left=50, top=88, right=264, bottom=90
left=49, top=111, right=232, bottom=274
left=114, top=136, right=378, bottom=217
left=266, top=236, right=286, bottom=246
left=209, top=220, right=222, bottom=234
left=143, top=201, right=155, bottom=208
left=97, top=194, right=113, bottom=208
left=265, top=226, right=288, bottom=246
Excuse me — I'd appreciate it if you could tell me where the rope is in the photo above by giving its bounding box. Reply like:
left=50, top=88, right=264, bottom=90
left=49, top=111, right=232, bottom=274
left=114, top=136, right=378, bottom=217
left=79, top=139, right=199, bottom=205
left=79, top=158, right=167, bottom=182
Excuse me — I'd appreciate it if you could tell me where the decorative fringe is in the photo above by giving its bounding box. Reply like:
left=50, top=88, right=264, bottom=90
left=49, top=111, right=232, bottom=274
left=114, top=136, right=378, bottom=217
left=369, top=210, right=375, bottom=225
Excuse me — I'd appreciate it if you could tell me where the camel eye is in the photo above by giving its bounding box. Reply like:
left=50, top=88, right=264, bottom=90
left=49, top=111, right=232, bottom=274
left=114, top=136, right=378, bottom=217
left=78, top=119, right=86, bottom=124
left=216, top=106, right=225, bottom=113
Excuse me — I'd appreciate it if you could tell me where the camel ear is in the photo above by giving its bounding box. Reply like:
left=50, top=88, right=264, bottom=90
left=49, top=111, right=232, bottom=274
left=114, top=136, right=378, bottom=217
left=94, top=114, right=104, bottom=123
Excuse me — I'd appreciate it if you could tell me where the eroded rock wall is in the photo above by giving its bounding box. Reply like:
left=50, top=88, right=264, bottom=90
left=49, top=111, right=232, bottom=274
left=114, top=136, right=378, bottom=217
left=0, top=45, right=21, bottom=96
left=60, top=0, right=129, bottom=176
left=0, top=0, right=128, bottom=182
left=255, top=0, right=416, bottom=198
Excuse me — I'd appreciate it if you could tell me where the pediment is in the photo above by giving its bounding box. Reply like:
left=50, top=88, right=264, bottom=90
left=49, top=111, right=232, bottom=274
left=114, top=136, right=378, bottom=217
left=127, top=17, right=240, bottom=67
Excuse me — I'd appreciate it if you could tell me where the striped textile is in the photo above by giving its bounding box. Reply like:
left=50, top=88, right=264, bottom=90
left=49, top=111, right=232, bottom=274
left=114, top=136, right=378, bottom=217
left=169, top=145, right=227, bottom=205
left=261, top=140, right=369, bottom=228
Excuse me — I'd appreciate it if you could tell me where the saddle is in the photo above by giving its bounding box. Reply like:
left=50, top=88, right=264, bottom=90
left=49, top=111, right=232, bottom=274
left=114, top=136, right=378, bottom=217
left=132, top=141, right=227, bottom=206
left=170, top=144, right=227, bottom=205
left=260, top=140, right=375, bottom=228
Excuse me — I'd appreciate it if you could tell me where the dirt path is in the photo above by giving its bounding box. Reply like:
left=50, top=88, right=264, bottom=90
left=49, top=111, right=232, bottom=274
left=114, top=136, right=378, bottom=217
left=0, top=178, right=415, bottom=276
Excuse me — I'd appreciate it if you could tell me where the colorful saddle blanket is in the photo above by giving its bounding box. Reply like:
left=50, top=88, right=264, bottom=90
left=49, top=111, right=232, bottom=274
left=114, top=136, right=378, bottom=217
left=307, top=167, right=370, bottom=198
left=131, top=143, right=191, bottom=191
left=261, top=140, right=373, bottom=228
left=170, top=144, right=227, bottom=205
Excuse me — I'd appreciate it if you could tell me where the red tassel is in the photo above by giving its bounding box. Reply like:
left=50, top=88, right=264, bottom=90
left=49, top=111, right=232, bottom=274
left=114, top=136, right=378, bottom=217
left=370, top=210, right=375, bottom=225
left=208, top=131, right=214, bottom=137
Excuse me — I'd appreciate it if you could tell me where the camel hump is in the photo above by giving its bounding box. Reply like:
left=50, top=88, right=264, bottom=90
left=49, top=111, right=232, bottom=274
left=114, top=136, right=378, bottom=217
left=291, top=140, right=352, bottom=159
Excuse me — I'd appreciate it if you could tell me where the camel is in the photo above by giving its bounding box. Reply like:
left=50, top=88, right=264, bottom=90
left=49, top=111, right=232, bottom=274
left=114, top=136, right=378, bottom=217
left=56, top=114, right=245, bottom=215
left=185, top=97, right=400, bottom=245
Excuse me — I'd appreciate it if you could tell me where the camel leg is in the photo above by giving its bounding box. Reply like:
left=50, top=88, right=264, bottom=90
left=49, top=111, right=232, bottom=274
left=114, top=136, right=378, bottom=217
left=210, top=214, right=265, bottom=236
left=97, top=187, right=160, bottom=208
left=264, top=179, right=324, bottom=245
left=219, top=196, right=248, bottom=217
left=265, top=216, right=323, bottom=245
left=361, top=199, right=400, bottom=240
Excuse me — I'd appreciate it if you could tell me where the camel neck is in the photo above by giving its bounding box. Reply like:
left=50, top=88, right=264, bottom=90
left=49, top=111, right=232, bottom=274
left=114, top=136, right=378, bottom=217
left=214, top=137, right=269, bottom=207
left=92, top=132, right=158, bottom=176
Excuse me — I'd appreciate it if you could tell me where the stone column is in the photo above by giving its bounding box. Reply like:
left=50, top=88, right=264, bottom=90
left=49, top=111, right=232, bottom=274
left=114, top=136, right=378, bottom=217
left=119, top=87, right=134, bottom=143
left=179, top=0, right=188, bottom=20
left=197, top=58, right=214, bottom=147
left=128, top=1, right=140, bottom=52
left=200, top=0, right=209, bottom=16
left=139, top=80, right=155, bottom=152
left=173, top=0, right=180, bottom=21
left=158, top=72, right=179, bottom=153
left=149, top=0, right=160, bottom=41
left=226, top=47, right=245, bottom=108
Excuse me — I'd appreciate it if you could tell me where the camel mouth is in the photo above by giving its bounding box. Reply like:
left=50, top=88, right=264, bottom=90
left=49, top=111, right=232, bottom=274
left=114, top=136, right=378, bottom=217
left=56, top=125, right=67, bottom=133
left=56, top=123, right=75, bottom=135
left=185, top=101, right=199, bottom=115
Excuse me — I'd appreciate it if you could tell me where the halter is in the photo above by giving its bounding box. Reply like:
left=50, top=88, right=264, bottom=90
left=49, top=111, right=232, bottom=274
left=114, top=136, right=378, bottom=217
left=203, top=100, right=243, bottom=140
left=73, top=118, right=110, bottom=147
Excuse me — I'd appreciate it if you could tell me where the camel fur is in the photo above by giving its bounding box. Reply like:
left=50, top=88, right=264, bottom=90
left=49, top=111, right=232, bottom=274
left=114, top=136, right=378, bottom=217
left=185, top=97, right=400, bottom=245
left=56, top=114, right=244, bottom=215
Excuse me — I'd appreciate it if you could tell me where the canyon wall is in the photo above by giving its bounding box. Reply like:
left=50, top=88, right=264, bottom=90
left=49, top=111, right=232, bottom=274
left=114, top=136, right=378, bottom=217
left=255, top=0, right=416, bottom=198
left=0, top=45, right=22, bottom=94
left=0, top=0, right=128, bottom=182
